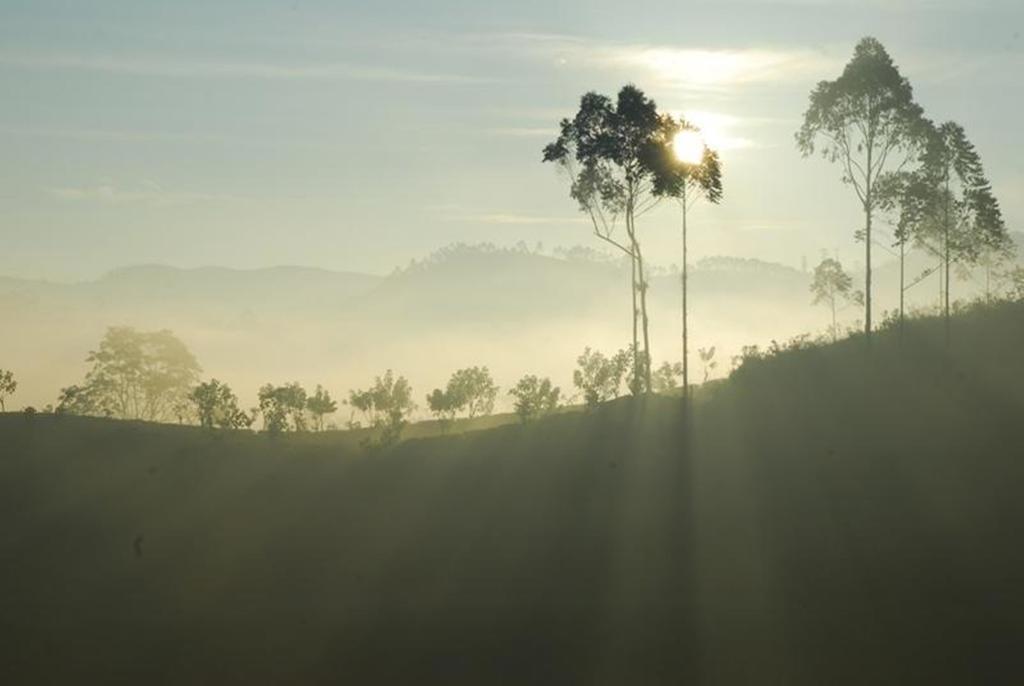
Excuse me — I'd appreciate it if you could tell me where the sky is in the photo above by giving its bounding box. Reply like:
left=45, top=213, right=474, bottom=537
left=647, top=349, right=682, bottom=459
left=1, top=0, right=1021, bottom=281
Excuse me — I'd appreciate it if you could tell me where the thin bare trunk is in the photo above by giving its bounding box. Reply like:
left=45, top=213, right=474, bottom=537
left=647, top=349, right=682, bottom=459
left=943, top=174, right=951, bottom=345
left=899, top=238, right=905, bottom=346
left=680, top=191, right=689, bottom=400
left=831, top=295, right=838, bottom=343
left=863, top=139, right=874, bottom=345
left=635, top=236, right=652, bottom=393
left=629, top=220, right=640, bottom=392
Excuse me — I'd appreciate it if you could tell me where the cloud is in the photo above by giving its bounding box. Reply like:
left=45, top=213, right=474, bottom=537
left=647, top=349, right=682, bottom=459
left=427, top=205, right=587, bottom=226
left=0, top=51, right=487, bottom=83
left=673, top=110, right=763, bottom=152
left=48, top=181, right=244, bottom=207
left=484, top=33, right=836, bottom=92
left=611, top=47, right=833, bottom=91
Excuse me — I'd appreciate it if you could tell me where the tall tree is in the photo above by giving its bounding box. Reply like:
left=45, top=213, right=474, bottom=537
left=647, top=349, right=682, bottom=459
left=916, top=122, right=1009, bottom=339
left=974, top=242, right=1017, bottom=303
left=797, top=37, right=926, bottom=341
left=544, top=85, right=667, bottom=392
left=875, top=169, right=928, bottom=340
left=648, top=115, right=723, bottom=399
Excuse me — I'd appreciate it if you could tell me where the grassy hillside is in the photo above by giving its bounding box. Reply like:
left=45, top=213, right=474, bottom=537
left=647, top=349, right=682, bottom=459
left=3, top=302, right=1024, bottom=684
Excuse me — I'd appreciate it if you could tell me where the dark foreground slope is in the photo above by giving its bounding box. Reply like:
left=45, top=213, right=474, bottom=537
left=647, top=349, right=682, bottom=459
left=3, top=303, right=1024, bottom=684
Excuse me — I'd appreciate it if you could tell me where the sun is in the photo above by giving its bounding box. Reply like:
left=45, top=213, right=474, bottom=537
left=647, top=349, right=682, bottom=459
left=673, top=129, right=705, bottom=165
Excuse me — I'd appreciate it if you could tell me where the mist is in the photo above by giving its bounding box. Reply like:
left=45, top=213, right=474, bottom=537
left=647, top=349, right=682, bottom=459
left=4, top=2, right=1024, bottom=684
left=8, top=240, right=1016, bottom=415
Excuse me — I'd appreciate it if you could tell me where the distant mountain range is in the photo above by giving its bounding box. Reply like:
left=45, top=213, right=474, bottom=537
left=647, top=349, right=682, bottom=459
left=1, top=243, right=1017, bottom=411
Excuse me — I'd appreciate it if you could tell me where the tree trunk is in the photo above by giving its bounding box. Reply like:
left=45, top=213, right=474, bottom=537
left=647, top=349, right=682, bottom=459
left=943, top=174, right=951, bottom=345
left=899, top=238, right=905, bottom=346
left=635, top=236, right=653, bottom=393
left=864, top=144, right=873, bottom=343
left=864, top=206, right=873, bottom=341
left=831, top=295, right=838, bottom=343
left=944, top=232, right=951, bottom=343
left=628, top=212, right=640, bottom=393
left=680, top=192, right=689, bottom=400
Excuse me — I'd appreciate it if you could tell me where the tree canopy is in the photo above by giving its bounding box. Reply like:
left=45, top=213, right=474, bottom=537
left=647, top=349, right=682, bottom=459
left=306, top=385, right=338, bottom=432
left=543, top=84, right=674, bottom=392
left=348, top=370, right=416, bottom=446
left=189, top=379, right=251, bottom=429
left=509, top=375, right=560, bottom=424
left=57, top=327, right=200, bottom=421
left=258, top=382, right=308, bottom=433
left=797, top=36, right=927, bottom=338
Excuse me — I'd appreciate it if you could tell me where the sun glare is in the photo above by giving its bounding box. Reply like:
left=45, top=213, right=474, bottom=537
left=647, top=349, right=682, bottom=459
left=673, top=129, right=705, bottom=165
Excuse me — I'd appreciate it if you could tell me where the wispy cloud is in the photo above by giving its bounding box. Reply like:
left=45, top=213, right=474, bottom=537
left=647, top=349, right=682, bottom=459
left=427, top=204, right=587, bottom=226
left=0, top=124, right=335, bottom=151
left=0, top=51, right=488, bottom=83
left=48, top=181, right=245, bottom=207
left=478, top=33, right=836, bottom=92
left=612, top=47, right=832, bottom=90
left=672, top=110, right=765, bottom=152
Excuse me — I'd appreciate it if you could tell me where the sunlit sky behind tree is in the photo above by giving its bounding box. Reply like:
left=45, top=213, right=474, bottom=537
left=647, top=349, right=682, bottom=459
left=1, top=0, right=1021, bottom=280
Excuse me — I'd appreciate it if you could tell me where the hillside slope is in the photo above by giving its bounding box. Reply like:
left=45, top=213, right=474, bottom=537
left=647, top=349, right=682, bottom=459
left=2, top=303, right=1024, bottom=684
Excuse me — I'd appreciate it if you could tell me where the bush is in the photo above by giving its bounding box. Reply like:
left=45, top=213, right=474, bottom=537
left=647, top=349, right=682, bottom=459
left=573, top=347, right=629, bottom=407
left=509, top=375, right=560, bottom=424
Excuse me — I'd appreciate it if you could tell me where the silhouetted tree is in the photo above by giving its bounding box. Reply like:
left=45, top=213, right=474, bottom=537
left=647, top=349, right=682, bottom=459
left=544, top=85, right=670, bottom=391
left=875, top=169, right=927, bottom=338
left=56, top=384, right=90, bottom=415
left=348, top=370, right=415, bottom=446
left=697, top=346, right=718, bottom=383
left=426, top=367, right=499, bottom=432
left=648, top=115, right=723, bottom=399
left=258, top=382, right=308, bottom=433
left=0, top=369, right=16, bottom=412
left=573, top=347, right=629, bottom=407
left=509, top=375, right=560, bottom=424
left=1008, top=267, right=1024, bottom=302
left=426, top=388, right=459, bottom=434
left=306, top=385, right=338, bottom=431
left=57, top=327, right=200, bottom=421
left=916, top=122, right=1009, bottom=339
left=651, top=361, right=683, bottom=393
left=189, top=379, right=251, bottom=429
left=975, top=243, right=1017, bottom=303
left=447, top=366, right=499, bottom=418
left=797, top=37, right=927, bottom=340
left=811, top=258, right=861, bottom=342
